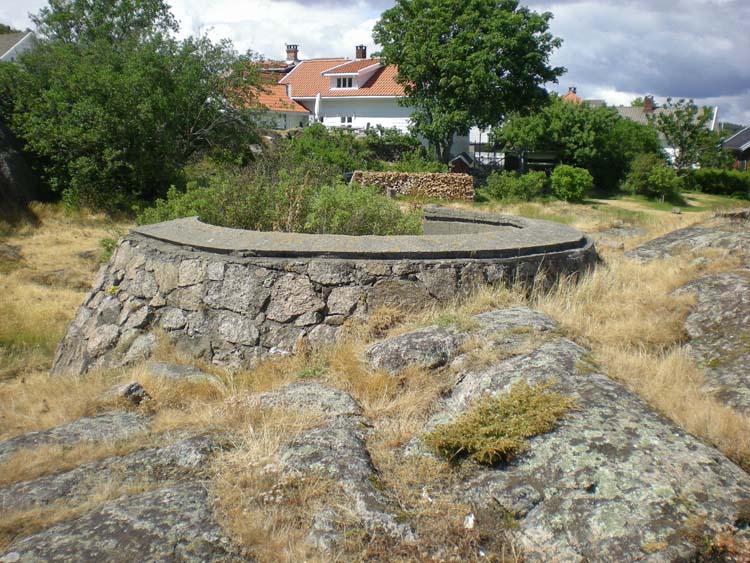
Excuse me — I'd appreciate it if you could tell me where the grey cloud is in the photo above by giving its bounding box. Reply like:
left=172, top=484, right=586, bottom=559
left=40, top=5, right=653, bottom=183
left=266, top=0, right=395, bottom=9
left=531, top=0, right=750, bottom=121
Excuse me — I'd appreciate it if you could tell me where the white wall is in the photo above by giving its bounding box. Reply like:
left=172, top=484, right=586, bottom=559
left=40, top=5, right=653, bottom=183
left=469, top=126, right=493, bottom=145
left=300, top=97, right=468, bottom=155
left=256, top=111, right=309, bottom=130
left=301, top=97, right=413, bottom=133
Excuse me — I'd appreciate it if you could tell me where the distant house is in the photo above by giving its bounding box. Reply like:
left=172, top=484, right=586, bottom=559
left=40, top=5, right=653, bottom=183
left=254, top=44, right=469, bottom=156
left=614, top=95, right=719, bottom=163
left=723, top=126, right=750, bottom=171
left=253, top=79, right=310, bottom=130
left=561, top=86, right=583, bottom=105
left=614, top=95, right=719, bottom=132
left=0, top=31, right=36, bottom=63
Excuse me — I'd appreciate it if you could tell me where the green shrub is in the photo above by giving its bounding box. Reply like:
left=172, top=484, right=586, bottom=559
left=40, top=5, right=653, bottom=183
left=137, top=182, right=226, bottom=227
left=484, top=170, right=548, bottom=201
left=624, top=153, right=683, bottom=202
left=389, top=150, right=449, bottom=173
left=138, top=146, right=336, bottom=231
left=362, top=126, right=422, bottom=161
left=647, top=165, right=684, bottom=202
left=623, top=153, right=663, bottom=195
left=304, top=183, right=422, bottom=236
left=690, top=168, right=750, bottom=197
left=423, top=380, right=575, bottom=465
left=289, top=124, right=372, bottom=173
left=550, top=165, right=592, bottom=202
left=140, top=177, right=422, bottom=236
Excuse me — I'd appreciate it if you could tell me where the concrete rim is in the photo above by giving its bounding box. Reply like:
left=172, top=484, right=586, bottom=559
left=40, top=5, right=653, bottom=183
left=132, top=206, right=592, bottom=260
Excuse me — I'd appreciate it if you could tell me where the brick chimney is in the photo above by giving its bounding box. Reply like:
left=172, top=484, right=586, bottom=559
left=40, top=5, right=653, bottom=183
left=355, top=45, right=367, bottom=59
left=643, top=95, right=655, bottom=113
left=285, top=44, right=299, bottom=64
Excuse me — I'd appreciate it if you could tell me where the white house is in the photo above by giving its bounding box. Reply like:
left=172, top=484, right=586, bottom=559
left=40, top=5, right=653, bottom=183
left=260, top=44, right=469, bottom=155
left=0, top=31, right=36, bottom=63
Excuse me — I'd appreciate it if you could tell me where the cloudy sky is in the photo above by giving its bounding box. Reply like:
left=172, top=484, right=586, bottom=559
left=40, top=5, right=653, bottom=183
left=3, top=0, right=749, bottom=124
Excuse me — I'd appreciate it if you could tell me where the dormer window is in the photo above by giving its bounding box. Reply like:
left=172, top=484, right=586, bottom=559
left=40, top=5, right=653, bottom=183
left=336, top=77, right=353, bottom=88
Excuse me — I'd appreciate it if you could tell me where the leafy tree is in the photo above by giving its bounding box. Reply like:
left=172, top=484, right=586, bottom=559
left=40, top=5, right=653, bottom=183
left=0, top=62, right=22, bottom=122
left=8, top=0, right=261, bottom=211
left=630, top=97, right=644, bottom=107
left=361, top=125, right=422, bottom=161
left=496, top=97, right=662, bottom=191
left=596, top=117, right=663, bottom=188
left=698, top=130, right=735, bottom=170
left=649, top=98, right=714, bottom=175
left=0, top=23, right=20, bottom=34
left=373, top=0, right=564, bottom=162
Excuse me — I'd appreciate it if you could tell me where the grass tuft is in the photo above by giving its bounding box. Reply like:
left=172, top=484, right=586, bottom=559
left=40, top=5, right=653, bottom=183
left=424, top=380, right=576, bottom=465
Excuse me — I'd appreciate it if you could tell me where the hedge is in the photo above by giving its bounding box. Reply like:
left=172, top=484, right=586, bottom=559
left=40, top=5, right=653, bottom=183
left=690, top=169, right=750, bottom=197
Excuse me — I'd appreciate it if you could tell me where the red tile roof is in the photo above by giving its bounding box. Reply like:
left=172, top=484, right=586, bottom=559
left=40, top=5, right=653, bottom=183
left=322, top=58, right=381, bottom=75
left=235, top=73, right=309, bottom=114
left=257, top=82, right=309, bottom=113
left=280, top=58, right=404, bottom=98
left=561, top=90, right=583, bottom=104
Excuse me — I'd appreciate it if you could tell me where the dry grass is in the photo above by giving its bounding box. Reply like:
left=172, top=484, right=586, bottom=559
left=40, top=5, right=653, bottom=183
left=211, top=407, right=333, bottom=563
left=0, top=370, right=120, bottom=441
left=367, top=444, right=523, bottom=562
left=0, top=437, right=154, bottom=488
left=0, top=203, right=130, bottom=380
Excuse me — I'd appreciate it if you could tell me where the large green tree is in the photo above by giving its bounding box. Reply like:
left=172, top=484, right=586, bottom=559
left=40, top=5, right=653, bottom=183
left=373, top=0, right=564, bottom=162
left=496, top=97, right=663, bottom=191
left=8, top=0, right=260, bottom=211
left=649, top=98, right=714, bottom=175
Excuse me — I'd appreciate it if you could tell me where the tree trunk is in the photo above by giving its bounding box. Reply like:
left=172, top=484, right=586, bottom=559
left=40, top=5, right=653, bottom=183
left=436, top=136, right=453, bottom=164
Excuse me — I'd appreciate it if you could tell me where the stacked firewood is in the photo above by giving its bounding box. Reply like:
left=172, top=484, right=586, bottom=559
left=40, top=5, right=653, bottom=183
left=350, top=171, right=474, bottom=201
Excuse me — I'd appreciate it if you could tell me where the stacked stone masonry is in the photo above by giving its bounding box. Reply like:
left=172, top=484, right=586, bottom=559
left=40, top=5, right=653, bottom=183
left=350, top=170, right=474, bottom=200
left=51, top=208, right=597, bottom=375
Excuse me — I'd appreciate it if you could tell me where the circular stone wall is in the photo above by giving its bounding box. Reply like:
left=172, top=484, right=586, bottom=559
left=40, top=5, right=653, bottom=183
left=51, top=207, right=597, bottom=375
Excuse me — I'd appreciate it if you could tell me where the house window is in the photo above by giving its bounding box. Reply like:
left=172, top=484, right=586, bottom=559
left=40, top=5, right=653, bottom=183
left=336, top=77, right=353, bottom=88
left=340, top=116, right=353, bottom=127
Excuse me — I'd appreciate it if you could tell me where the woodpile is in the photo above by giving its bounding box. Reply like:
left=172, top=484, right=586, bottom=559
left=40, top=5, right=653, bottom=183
left=350, top=171, right=474, bottom=201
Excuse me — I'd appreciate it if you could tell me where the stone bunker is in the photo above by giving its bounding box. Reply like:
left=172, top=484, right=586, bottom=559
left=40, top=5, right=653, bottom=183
left=51, top=207, right=598, bottom=375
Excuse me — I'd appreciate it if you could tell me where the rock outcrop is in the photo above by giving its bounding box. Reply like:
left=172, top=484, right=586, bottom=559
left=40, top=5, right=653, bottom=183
left=254, top=382, right=414, bottom=549
left=676, top=271, right=750, bottom=413
left=0, top=435, right=219, bottom=513
left=369, top=307, right=750, bottom=562
left=1, top=483, right=248, bottom=563
left=364, top=325, right=466, bottom=373
left=5, top=305, right=750, bottom=561
left=629, top=213, right=750, bottom=416
left=626, top=215, right=750, bottom=262
left=0, top=412, right=149, bottom=465
left=0, top=120, right=41, bottom=216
